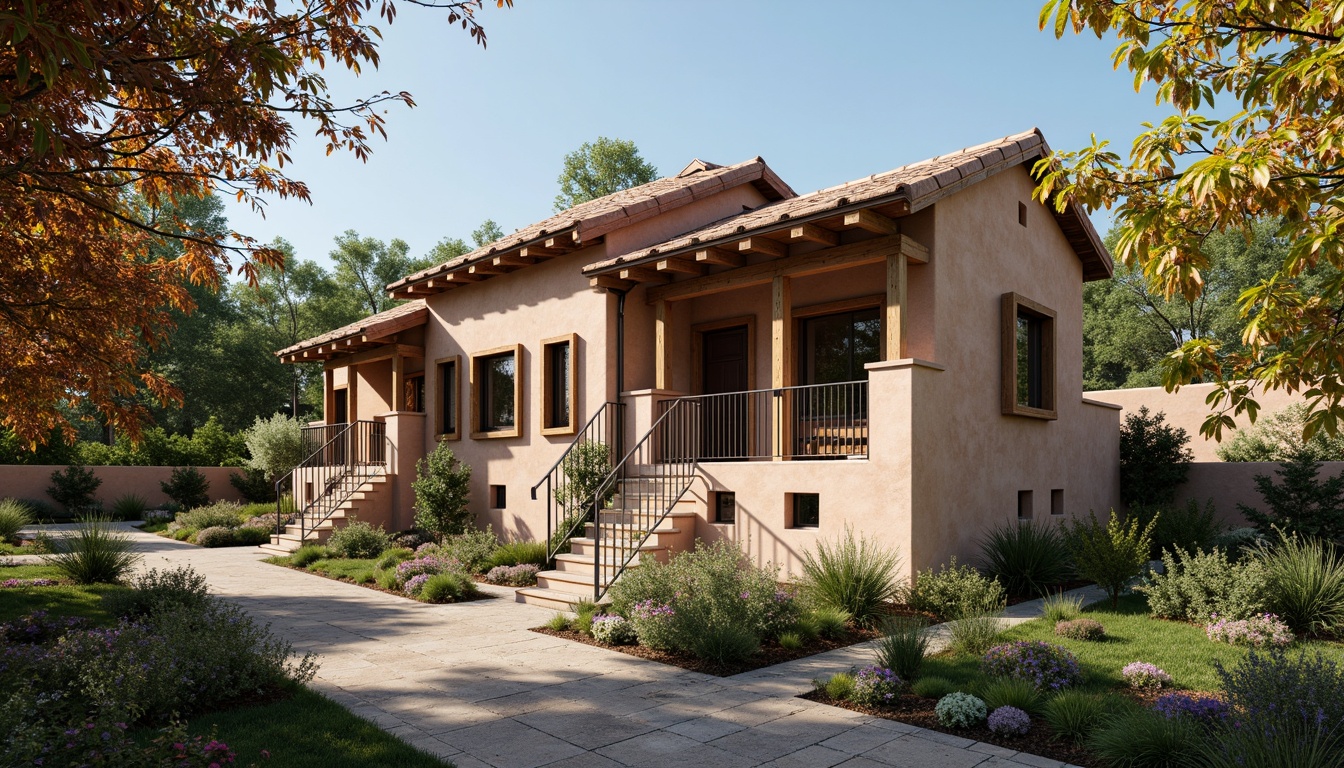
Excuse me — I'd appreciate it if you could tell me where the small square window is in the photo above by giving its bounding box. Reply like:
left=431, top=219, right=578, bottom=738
left=1018, top=490, right=1034, bottom=520
left=1051, top=489, right=1064, bottom=516
left=1001, top=293, right=1057, bottom=419
left=1018, top=201, right=1028, bottom=227
left=491, top=484, right=507, bottom=510
left=791, top=493, right=820, bottom=528
left=714, top=492, right=736, bottom=524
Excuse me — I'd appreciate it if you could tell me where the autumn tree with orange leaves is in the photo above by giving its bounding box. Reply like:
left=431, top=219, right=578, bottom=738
left=0, top=0, right=508, bottom=444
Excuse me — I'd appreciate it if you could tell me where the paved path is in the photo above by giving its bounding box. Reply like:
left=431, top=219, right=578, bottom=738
left=114, top=527, right=1088, bottom=768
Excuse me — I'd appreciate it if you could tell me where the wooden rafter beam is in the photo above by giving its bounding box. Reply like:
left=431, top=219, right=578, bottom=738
left=494, top=253, right=536, bottom=267
left=656, top=257, right=706, bottom=275
left=467, top=262, right=506, bottom=276
left=589, top=275, right=636, bottom=292
left=520, top=245, right=564, bottom=259
left=737, top=236, right=787, bottom=258
left=695, top=248, right=744, bottom=268
left=619, top=266, right=671, bottom=284
left=787, top=223, right=839, bottom=247
left=842, top=209, right=900, bottom=236
left=544, top=233, right=579, bottom=251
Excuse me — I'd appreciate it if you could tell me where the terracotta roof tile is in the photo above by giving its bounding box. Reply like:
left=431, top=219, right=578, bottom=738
left=276, top=300, right=426, bottom=358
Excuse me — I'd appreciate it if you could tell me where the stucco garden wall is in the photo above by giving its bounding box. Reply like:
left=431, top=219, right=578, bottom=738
left=0, top=465, right=246, bottom=508
left=1175, top=460, right=1344, bottom=528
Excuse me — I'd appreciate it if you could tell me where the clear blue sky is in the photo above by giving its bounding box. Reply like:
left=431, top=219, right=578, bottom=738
left=222, top=0, right=1167, bottom=272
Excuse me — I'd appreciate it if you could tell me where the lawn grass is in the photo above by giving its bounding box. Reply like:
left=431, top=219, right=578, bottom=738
left=923, top=594, right=1344, bottom=693
left=308, top=557, right=378, bottom=584
left=0, top=564, right=126, bottom=625
left=183, top=684, right=451, bottom=767
left=137, top=520, right=171, bottom=534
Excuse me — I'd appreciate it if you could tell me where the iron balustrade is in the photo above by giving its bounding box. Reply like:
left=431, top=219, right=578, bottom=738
left=529, top=402, right=624, bottom=563
left=275, top=419, right=394, bottom=542
left=655, top=380, right=869, bottom=461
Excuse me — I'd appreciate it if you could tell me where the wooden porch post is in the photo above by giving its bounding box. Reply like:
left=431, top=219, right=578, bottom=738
left=392, top=355, right=404, bottom=411
left=772, top=276, right=792, bottom=460
left=885, top=247, right=907, bottom=360
left=324, top=369, right=334, bottom=423
left=655, top=300, right=670, bottom=390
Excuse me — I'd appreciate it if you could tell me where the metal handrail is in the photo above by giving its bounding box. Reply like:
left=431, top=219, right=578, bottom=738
left=530, top=402, right=624, bottom=563
left=274, top=419, right=395, bottom=544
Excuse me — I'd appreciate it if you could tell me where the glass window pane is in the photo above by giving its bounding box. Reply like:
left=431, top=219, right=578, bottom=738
left=440, top=361, right=456, bottom=433
left=488, top=354, right=515, bottom=428
left=548, top=342, right=570, bottom=428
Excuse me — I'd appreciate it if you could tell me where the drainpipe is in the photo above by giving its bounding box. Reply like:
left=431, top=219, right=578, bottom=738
left=613, top=287, right=628, bottom=459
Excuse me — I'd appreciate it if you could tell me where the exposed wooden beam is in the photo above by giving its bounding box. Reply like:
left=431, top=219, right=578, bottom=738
left=842, top=209, right=900, bottom=236
left=772, top=276, right=793, bottom=462
left=738, top=236, right=787, bottom=258
left=589, top=275, right=636, bottom=292
left=618, top=266, right=671, bottom=284
left=468, top=262, right=506, bottom=276
left=651, top=235, right=904, bottom=304
left=655, top=257, right=706, bottom=275
left=444, top=270, right=485, bottom=283
left=886, top=249, right=907, bottom=361
left=695, top=248, right=744, bottom=268
left=544, top=233, right=579, bottom=251
left=493, top=253, right=537, bottom=267
left=520, top=245, right=564, bottom=259
left=324, top=343, right=425, bottom=370
left=788, top=223, right=839, bottom=247
left=900, top=235, right=930, bottom=264
left=655, top=300, right=670, bottom=390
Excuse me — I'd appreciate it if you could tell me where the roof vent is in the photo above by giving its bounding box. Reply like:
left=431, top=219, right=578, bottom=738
left=677, top=159, right=724, bottom=177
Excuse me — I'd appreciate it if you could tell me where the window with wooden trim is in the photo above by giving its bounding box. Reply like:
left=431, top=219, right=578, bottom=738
left=471, top=344, right=522, bottom=438
left=435, top=356, right=460, bottom=440
left=541, top=334, right=577, bottom=435
left=1001, top=293, right=1057, bottom=419
left=789, top=492, right=820, bottom=528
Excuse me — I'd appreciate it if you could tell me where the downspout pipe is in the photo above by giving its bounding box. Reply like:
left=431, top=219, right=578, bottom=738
left=613, top=287, right=628, bottom=459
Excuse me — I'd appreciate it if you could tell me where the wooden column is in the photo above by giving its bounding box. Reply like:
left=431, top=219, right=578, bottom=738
left=324, top=369, right=335, bottom=423
left=886, top=246, right=907, bottom=360
left=772, top=276, right=792, bottom=459
left=392, top=354, right=404, bottom=411
left=655, top=300, right=670, bottom=390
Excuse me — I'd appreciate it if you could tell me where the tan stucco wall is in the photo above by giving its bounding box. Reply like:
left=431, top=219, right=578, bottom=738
left=0, top=465, right=246, bottom=508
left=1086, top=382, right=1308, bottom=462
left=1178, top=460, right=1344, bottom=527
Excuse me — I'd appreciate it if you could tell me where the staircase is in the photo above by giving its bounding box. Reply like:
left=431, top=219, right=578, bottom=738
left=258, top=474, right=392, bottom=555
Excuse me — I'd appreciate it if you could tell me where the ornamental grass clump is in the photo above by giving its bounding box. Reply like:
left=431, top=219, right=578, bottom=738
left=1039, top=591, right=1084, bottom=624
left=0, top=498, right=32, bottom=543
left=1121, top=661, right=1172, bottom=690
left=1206, top=613, right=1293, bottom=648
left=981, top=641, right=1081, bottom=692
left=978, top=522, right=1073, bottom=598
left=798, top=525, right=901, bottom=627
left=488, top=540, right=547, bottom=568
left=590, top=615, right=636, bottom=645
left=987, top=705, right=1031, bottom=736
left=852, top=666, right=902, bottom=708
left=935, top=692, right=987, bottom=729
left=1054, top=618, right=1106, bottom=641
left=1254, top=531, right=1344, bottom=637
left=822, top=672, right=856, bottom=701
left=912, top=676, right=958, bottom=700
left=290, top=544, right=329, bottom=568
left=418, top=571, right=477, bottom=603
left=45, top=515, right=140, bottom=584
left=1088, top=709, right=1204, bottom=768
left=1042, top=691, right=1112, bottom=744
left=874, top=616, right=930, bottom=681
left=949, top=596, right=1006, bottom=656
left=979, top=676, right=1042, bottom=715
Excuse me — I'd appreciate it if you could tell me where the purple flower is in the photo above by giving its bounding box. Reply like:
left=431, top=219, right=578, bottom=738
left=1154, top=692, right=1230, bottom=724
left=987, top=705, right=1031, bottom=736
left=1122, top=661, right=1172, bottom=690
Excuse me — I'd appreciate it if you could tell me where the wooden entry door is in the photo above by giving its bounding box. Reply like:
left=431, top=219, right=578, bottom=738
left=701, top=326, right=750, bottom=459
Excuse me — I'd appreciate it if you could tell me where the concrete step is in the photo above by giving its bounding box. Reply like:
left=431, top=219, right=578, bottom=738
left=567, top=537, right=661, bottom=558
left=553, top=551, right=651, bottom=576
left=257, top=543, right=294, bottom=556
left=535, top=568, right=621, bottom=596
left=515, top=586, right=610, bottom=612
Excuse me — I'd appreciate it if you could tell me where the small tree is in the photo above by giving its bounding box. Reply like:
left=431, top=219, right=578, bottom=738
left=1239, top=451, right=1344, bottom=546
left=47, top=465, right=102, bottom=512
left=1217, top=404, right=1344, bottom=463
left=161, top=467, right=211, bottom=510
left=1066, top=509, right=1156, bottom=608
left=1120, top=407, right=1193, bottom=507
left=244, top=414, right=306, bottom=484
left=412, top=443, right=473, bottom=537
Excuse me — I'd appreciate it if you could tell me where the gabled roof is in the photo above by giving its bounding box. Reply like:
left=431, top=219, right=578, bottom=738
left=583, top=129, right=1112, bottom=282
left=276, top=300, right=426, bottom=363
left=384, top=157, right=795, bottom=299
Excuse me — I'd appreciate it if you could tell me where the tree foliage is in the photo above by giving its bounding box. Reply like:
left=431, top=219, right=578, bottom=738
left=0, top=0, right=508, bottom=444
left=1120, top=406, right=1193, bottom=507
left=1038, top=0, right=1344, bottom=442
left=1240, top=453, right=1344, bottom=546
left=243, top=414, right=306, bottom=484
left=471, top=219, right=505, bottom=247
left=554, top=137, right=658, bottom=211
left=1218, top=404, right=1344, bottom=463
left=330, top=230, right=434, bottom=315
left=412, top=442, right=473, bottom=537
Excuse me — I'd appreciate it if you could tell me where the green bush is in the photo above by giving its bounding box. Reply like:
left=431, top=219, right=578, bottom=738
left=1120, top=406, right=1193, bottom=507
left=1043, top=690, right=1115, bottom=744
left=808, top=606, right=851, bottom=639
left=243, top=413, right=306, bottom=483
left=684, top=622, right=760, bottom=666
left=552, top=440, right=614, bottom=539
left=230, top=467, right=277, bottom=503
left=488, top=540, right=548, bottom=568
left=874, top=616, right=930, bottom=681
left=1240, top=451, right=1344, bottom=545
left=104, top=565, right=212, bottom=619
left=978, top=522, right=1073, bottom=598
left=195, top=526, right=236, bottom=548
left=798, top=525, right=901, bottom=626
left=376, top=547, right=415, bottom=570
left=160, top=466, right=211, bottom=509
left=978, top=676, right=1042, bottom=715
left=777, top=631, right=804, bottom=651
left=1040, top=591, right=1084, bottom=623
left=904, top=557, right=1007, bottom=621
left=0, top=498, right=33, bottom=542
left=176, top=501, right=244, bottom=530
left=45, top=515, right=141, bottom=584
left=234, top=526, right=272, bottom=546
left=325, top=519, right=392, bottom=559
left=109, top=493, right=148, bottom=521
left=291, top=544, right=330, bottom=568
left=1137, top=546, right=1268, bottom=622
left=1255, top=532, right=1344, bottom=636
left=1129, top=499, right=1222, bottom=559
left=418, top=571, right=478, bottom=603
left=1218, top=403, right=1344, bottom=463
left=46, top=464, right=102, bottom=511
left=823, top=672, right=856, bottom=700
left=1066, top=509, right=1155, bottom=608
left=912, top=676, right=958, bottom=700
left=1087, top=708, right=1204, bottom=768
left=438, top=526, right=499, bottom=573
left=948, top=597, right=1005, bottom=657
left=411, top=442, right=472, bottom=537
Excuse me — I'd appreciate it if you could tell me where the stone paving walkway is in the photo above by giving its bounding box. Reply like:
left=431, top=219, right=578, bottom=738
left=97, top=526, right=1091, bottom=768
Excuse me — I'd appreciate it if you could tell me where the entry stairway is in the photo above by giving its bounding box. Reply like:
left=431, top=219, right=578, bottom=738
left=258, top=474, right=393, bottom=556
left=516, top=472, right=698, bottom=610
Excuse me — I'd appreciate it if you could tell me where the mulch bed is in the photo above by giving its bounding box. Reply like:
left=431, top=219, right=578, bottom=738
left=531, top=625, right=883, bottom=677
left=802, top=689, right=1101, bottom=767
left=270, top=562, right=496, bottom=604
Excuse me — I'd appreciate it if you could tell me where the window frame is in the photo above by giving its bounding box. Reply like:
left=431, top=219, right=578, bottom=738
left=434, top=356, right=461, bottom=441
left=1001, top=292, right=1057, bottom=420
left=404, top=372, right=426, bottom=414
left=540, top=333, right=578, bottom=436
left=470, top=344, right=523, bottom=439
left=794, top=295, right=885, bottom=385
left=789, top=492, right=820, bottom=529
left=713, top=491, right=736, bottom=524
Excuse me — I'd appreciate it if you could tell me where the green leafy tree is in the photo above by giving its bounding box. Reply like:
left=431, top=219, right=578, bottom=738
left=160, top=467, right=211, bottom=509
left=243, top=414, right=307, bottom=484
left=1066, top=509, right=1157, bottom=608
left=1120, top=407, right=1193, bottom=507
left=1239, top=452, right=1344, bottom=545
left=471, top=219, right=505, bottom=247
left=1037, top=1, right=1344, bottom=440
left=330, top=230, right=435, bottom=315
left=554, top=137, right=658, bottom=211
left=47, top=465, right=102, bottom=511
left=1219, top=404, right=1344, bottom=463
left=412, top=443, right=473, bottom=537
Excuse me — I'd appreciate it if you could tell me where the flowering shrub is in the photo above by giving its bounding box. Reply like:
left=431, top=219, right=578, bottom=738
left=484, top=563, right=540, bottom=587
left=1206, top=613, right=1293, bottom=648
left=981, top=641, right=1081, bottom=691
left=935, top=692, right=987, bottom=728
left=1122, top=661, right=1173, bottom=690
left=629, top=599, right=677, bottom=650
left=1212, top=650, right=1344, bottom=755
left=590, top=615, right=636, bottom=645
left=394, top=553, right=465, bottom=588
left=3, top=714, right=256, bottom=767
left=987, top=705, right=1031, bottom=736
left=1054, top=618, right=1105, bottom=641
left=195, top=526, right=236, bottom=548
left=403, top=573, right=432, bottom=596
left=1, top=578, right=59, bottom=588
left=852, top=666, right=902, bottom=708
left=1, top=610, right=86, bottom=645
left=1152, top=692, right=1230, bottom=724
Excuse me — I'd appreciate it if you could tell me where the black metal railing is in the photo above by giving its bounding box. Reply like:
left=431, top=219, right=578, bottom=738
left=275, top=419, right=394, bottom=542
left=589, top=399, right=698, bottom=601
left=530, top=402, right=624, bottom=563
left=655, top=380, right=869, bottom=461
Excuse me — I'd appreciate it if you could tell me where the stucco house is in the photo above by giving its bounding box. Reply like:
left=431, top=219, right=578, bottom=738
left=269, top=128, right=1121, bottom=609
